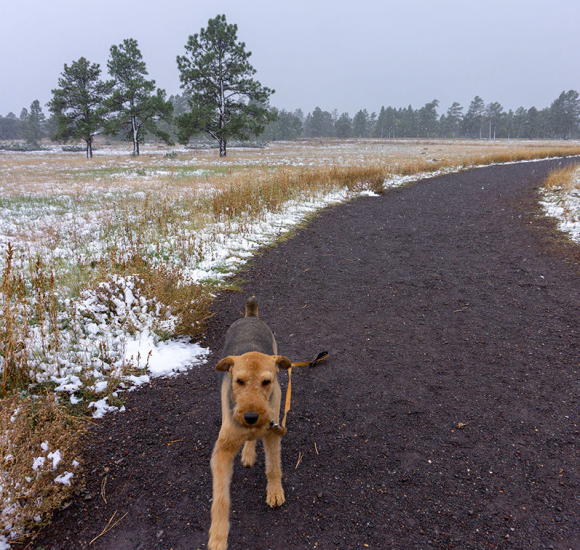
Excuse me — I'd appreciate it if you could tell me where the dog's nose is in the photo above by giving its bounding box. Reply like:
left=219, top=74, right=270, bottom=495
left=244, top=412, right=259, bottom=425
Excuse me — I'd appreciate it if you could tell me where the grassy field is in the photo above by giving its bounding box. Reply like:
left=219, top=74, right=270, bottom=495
left=1, top=137, right=580, bottom=546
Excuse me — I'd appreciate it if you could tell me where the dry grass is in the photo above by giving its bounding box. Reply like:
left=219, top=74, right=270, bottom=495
left=111, top=254, right=213, bottom=339
left=1, top=138, right=579, bottom=397
left=1, top=243, right=32, bottom=396
left=543, top=163, right=580, bottom=191
left=541, top=163, right=580, bottom=227
left=0, top=392, right=84, bottom=542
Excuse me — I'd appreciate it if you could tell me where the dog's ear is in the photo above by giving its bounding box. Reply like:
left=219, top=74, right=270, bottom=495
left=275, top=356, right=292, bottom=370
left=215, top=356, right=235, bottom=372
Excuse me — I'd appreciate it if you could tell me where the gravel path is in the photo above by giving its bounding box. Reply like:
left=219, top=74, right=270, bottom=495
left=37, top=157, right=580, bottom=550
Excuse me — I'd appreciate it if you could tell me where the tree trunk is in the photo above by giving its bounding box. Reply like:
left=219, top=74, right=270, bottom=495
left=132, top=116, right=139, bottom=156
left=86, top=137, right=93, bottom=159
left=218, top=64, right=227, bottom=157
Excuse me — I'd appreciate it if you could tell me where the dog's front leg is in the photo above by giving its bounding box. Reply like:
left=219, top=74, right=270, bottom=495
left=263, top=432, right=285, bottom=507
left=209, top=436, right=240, bottom=550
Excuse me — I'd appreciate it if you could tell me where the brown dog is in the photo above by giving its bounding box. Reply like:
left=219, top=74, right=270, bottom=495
left=208, top=297, right=291, bottom=550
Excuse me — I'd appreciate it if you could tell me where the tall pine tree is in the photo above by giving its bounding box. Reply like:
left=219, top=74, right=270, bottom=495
left=176, top=14, right=275, bottom=156
left=104, top=38, right=173, bottom=156
left=48, top=58, right=111, bottom=158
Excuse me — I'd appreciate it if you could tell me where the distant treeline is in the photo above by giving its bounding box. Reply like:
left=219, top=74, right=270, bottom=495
left=2, top=90, right=579, bottom=145
left=260, top=92, right=580, bottom=141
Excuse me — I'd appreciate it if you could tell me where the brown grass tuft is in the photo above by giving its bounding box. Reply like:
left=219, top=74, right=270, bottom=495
left=544, top=163, right=580, bottom=191
left=0, top=392, right=84, bottom=542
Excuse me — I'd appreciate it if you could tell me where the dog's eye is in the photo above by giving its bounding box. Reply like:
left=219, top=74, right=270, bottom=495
left=236, top=379, right=245, bottom=386
left=262, top=380, right=271, bottom=386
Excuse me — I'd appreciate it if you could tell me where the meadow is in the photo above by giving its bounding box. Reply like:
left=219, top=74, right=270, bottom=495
left=1, top=137, right=580, bottom=547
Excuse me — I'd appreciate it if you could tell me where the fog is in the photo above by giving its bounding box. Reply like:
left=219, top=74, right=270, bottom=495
left=1, top=0, right=579, bottom=116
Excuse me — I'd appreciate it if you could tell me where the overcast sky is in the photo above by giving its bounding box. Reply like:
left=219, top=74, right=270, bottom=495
left=1, top=0, right=579, bottom=118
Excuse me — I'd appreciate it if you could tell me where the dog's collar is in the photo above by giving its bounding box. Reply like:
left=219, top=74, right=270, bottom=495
left=268, top=420, right=287, bottom=436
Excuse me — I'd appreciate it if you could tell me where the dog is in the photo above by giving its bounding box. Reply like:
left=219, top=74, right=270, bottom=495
left=208, top=297, right=291, bottom=550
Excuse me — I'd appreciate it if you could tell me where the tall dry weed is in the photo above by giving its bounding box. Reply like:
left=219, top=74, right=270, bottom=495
left=1, top=244, right=30, bottom=397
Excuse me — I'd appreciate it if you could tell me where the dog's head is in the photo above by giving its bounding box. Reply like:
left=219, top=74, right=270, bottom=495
left=216, top=351, right=291, bottom=429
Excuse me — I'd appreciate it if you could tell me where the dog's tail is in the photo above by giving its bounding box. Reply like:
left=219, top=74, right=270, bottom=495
left=245, top=296, right=259, bottom=318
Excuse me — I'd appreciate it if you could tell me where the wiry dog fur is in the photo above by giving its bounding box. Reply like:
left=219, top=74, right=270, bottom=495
left=208, top=297, right=291, bottom=550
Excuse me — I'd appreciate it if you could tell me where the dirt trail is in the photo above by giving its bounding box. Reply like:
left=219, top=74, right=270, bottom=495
left=37, top=158, right=580, bottom=550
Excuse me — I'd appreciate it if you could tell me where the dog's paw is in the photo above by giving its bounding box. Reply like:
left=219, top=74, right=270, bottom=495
left=266, top=487, right=285, bottom=508
left=241, top=441, right=256, bottom=468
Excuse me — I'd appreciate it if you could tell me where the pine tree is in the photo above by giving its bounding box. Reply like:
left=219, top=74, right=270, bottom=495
left=464, top=96, right=486, bottom=139
left=18, top=108, right=29, bottom=140
left=352, top=109, right=370, bottom=137
left=372, top=107, right=386, bottom=138
left=0, top=113, right=19, bottom=140
left=485, top=102, right=504, bottom=140
left=335, top=112, right=353, bottom=138
left=23, top=100, right=46, bottom=146
left=262, top=108, right=303, bottom=141
left=400, top=106, right=418, bottom=137
left=384, top=107, right=397, bottom=138
left=445, top=102, right=463, bottom=138
left=278, top=110, right=303, bottom=140
left=309, top=107, right=326, bottom=137
left=48, top=57, right=112, bottom=158
left=504, top=109, right=515, bottom=139
left=550, top=90, right=580, bottom=139
left=418, top=100, right=439, bottom=137
left=527, top=106, right=540, bottom=138
left=513, top=107, right=528, bottom=139
left=104, top=38, right=173, bottom=156
left=293, top=109, right=305, bottom=123
left=176, top=14, right=275, bottom=156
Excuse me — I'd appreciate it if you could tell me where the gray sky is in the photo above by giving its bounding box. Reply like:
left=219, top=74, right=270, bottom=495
left=1, top=0, right=579, bottom=118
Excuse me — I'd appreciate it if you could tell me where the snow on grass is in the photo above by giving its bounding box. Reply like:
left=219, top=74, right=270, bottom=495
left=1, top=394, right=82, bottom=546
left=0, top=184, right=381, bottom=423
left=1, top=184, right=381, bottom=421
left=540, top=165, right=580, bottom=241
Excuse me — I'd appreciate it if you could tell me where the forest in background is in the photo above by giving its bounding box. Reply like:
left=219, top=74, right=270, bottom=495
left=2, top=89, right=579, bottom=149
left=259, top=91, right=580, bottom=141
